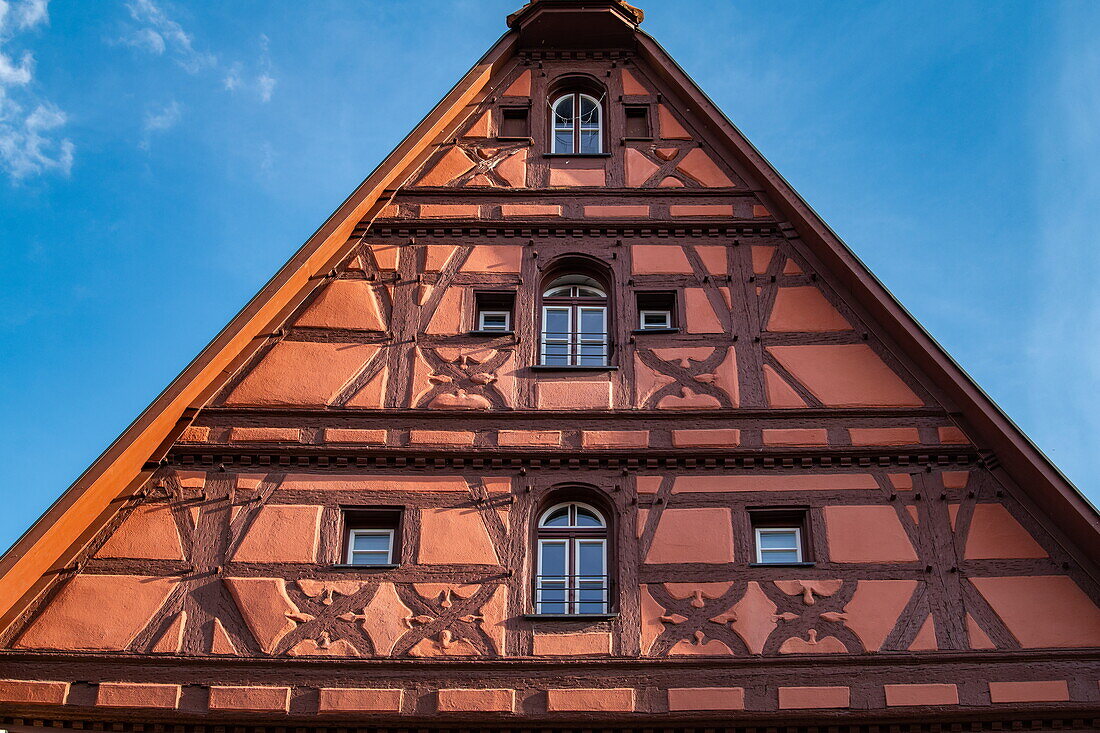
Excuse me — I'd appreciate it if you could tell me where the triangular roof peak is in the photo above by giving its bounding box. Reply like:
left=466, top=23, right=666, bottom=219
left=507, top=0, right=644, bottom=49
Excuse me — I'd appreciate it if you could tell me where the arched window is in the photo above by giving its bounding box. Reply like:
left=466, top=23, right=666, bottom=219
left=551, top=92, right=603, bottom=154
left=540, top=273, right=609, bottom=366
left=535, top=501, right=609, bottom=615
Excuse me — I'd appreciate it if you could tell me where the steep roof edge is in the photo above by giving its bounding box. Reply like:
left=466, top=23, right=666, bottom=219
left=632, top=32, right=1100, bottom=568
left=0, top=30, right=518, bottom=627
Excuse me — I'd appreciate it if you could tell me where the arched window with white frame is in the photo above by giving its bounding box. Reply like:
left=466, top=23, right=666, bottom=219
left=535, top=501, right=610, bottom=615
left=551, top=92, right=603, bottom=154
left=540, top=273, right=609, bottom=366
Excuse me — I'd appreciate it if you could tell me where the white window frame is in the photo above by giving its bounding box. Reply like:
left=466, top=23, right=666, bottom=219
left=540, top=305, right=573, bottom=365
left=551, top=93, right=603, bottom=154
left=754, top=527, right=802, bottom=564
left=639, top=309, right=672, bottom=330
left=478, top=309, right=511, bottom=332
left=347, top=528, right=394, bottom=566
left=576, top=305, right=608, bottom=366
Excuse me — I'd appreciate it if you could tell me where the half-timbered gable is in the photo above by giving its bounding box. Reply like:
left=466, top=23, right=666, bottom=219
left=1, top=2, right=1097, bottom=731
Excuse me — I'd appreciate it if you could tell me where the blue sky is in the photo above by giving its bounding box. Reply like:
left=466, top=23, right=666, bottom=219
left=1, top=0, right=1098, bottom=551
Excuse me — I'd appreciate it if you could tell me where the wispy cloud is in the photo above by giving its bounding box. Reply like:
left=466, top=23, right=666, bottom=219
left=223, top=34, right=276, bottom=103
left=0, top=0, right=72, bottom=180
left=120, top=0, right=215, bottom=73
left=140, top=99, right=180, bottom=148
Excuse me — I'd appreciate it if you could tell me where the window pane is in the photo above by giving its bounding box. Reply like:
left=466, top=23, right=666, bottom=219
left=759, top=549, right=800, bottom=564
left=353, top=532, right=390, bottom=552
left=553, top=130, right=574, bottom=153
left=576, top=540, right=605, bottom=576
left=579, top=307, right=605, bottom=337
left=543, top=308, right=570, bottom=337
left=480, top=311, right=509, bottom=330
left=554, top=97, right=574, bottom=123
left=578, top=96, right=599, bottom=123
left=574, top=506, right=604, bottom=527
left=579, top=129, right=600, bottom=154
left=539, top=541, right=568, bottom=576
left=542, top=343, right=570, bottom=365
left=758, top=530, right=798, bottom=550
left=538, top=580, right=567, bottom=615
left=350, top=550, right=390, bottom=566
left=541, top=505, right=570, bottom=527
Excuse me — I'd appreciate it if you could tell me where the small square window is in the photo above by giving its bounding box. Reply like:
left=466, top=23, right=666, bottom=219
left=499, top=107, right=530, bottom=139
left=479, top=310, right=511, bottom=332
left=635, top=291, right=677, bottom=331
left=639, top=309, right=671, bottom=330
left=624, top=106, right=651, bottom=139
left=475, top=291, right=515, bottom=333
left=750, top=508, right=811, bottom=565
left=755, top=527, right=802, bottom=564
left=342, top=508, right=401, bottom=566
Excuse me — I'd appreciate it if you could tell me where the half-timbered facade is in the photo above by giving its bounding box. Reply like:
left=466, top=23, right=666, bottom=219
left=2, top=2, right=1098, bottom=731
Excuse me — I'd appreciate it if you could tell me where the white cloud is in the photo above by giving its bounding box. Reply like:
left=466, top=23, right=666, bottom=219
left=140, top=99, right=180, bottom=148
left=223, top=34, right=276, bottom=103
left=257, top=72, right=275, bottom=103
left=0, top=0, right=72, bottom=180
left=121, top=0, right=215, bottom=73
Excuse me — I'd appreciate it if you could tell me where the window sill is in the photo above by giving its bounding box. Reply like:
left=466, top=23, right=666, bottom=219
left=468, top=330, right=515, bottom=336
left=631, top=328, right=680, bottom=334
left=542, top=153, right=613, bottom=158
left=496, top=136, right=533, bottom=143
left=530, top=364, right=619, bottom=372
left=622, top=136, right=654, bottom=142
left=748, top=562, right=815, bottom=568
left=331, top=563, right=399, bottom=571
left=523, top=613, right=619, bottom=621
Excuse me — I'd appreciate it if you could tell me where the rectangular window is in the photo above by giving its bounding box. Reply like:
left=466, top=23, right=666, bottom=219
left=624, top=106, right=651, bottom=138
left=342, top=508, right=401, bottom=566
left=636, top=291, right=677, bottom=330
left=499, top=107, right=530, bottom=139
left=750, top=508, right=811, bottom=565
left=475, top=291, right=515, bottom=333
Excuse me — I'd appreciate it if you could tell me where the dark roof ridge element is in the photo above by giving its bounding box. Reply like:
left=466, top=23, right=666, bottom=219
left=507, top=0, right=643, bottom=49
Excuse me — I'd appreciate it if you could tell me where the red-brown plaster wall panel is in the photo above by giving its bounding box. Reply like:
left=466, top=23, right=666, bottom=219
left=230, top=505, right=323, bottom=563
left=94, top=504, right=184, bottom=560
left=842, top=580, right=918, bottom=652
left=317, top=688, right=403, bottom=713
left=672, top=473, right=878, bottom=492
left=498, top=430, right=562, bottom=447
left=970, top=575, right=1100, bottom=647
left=294, top=280, right=385, bottom=331
left=0, top=679, right=69, bottom=705
left=766, top=286, right=851, bottom=332
left=621, top=68, right=649, bottom=94
left=849, top=427, right=921, bottom=446
left=667, top=687, right=745, bottom=711
left=963, top=504, right=1048, bottom=559
left=763, top=364, right=807, bottom=408
left=408, top=430, right=476, bottom=446
left=676, top=148, right=734, bottom=187
left=646, top=508, right=733, bottom=564
left=684, top=288, right=723, bottom=333
left=778, top=686, right=850, bottom=709
left=96, top=682, right=181, bottom=709
left=207, top=685, right=291, bottom=712
left=223, top=577, right=300, bottom=654
left=419, top=204, right=480, bottom=218
left=437, top=688, right=516, bottom=712
left=761, top=428, right=828, bottom=447
left=768, top=344, right=924, bottom=407
left=548, top=167, right=606, bottom=187
left=536, top=379, right=612, bottom=409
left=415, top=146, right=475, bottom=187
left=502, top=69, right=530, bottom=97
left=228, top=427, right=302, bottom=443
left=14, top=574, right=176, bottom=651
left=532, top=631, right=612, bottom=656
left=825, top=506, right=918, bottom=563
left=908, top=615, right=938, bottom=650
left=581, top=430, right=649, bottom=448
left=500, top=203, right=560, bottom=217
left=584, top=205, right=649, bottom=217
left=495, top=148, right=527, bottom=187
left=669, top=204, right=733, bottom=217
left=462, top=245, right=522, bottom=273
left=546, top=688, right=635, bottom=712
left=730, top=581, right=779, bottom=654
left=988, top=680, right=1070, bottom=703
left=631, top=244, right=692, bottom=274
left=325, top=428, right=386, bottom=444
left=938, top=425, right=970, bottom=444
left=658, top=105, right=691, bottom=140
left=426, top=287, right=466, bottom=335
left=280, top=474, right=469, bottom=492
left=625, top=147, right=660, bottom=186
left=671, top=429, right=740, bottom=447
left=225, top=342, right=379, bottom=407
left=883, top=683, right=958, bottom=706
left=418, top=507, right=499, bottom=565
